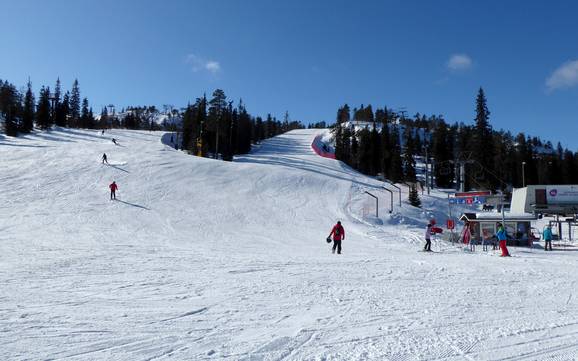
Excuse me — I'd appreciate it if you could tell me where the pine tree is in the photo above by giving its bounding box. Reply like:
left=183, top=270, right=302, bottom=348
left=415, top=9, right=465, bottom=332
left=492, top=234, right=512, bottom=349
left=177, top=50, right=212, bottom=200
left=80, top=97, right=90, bottom=128
left=0, top=80, right=21, bottom=136
left=70, top=79, right=80, bottom=127
left=432, top=119, right=453, bottom=187
left=408, top=183, right=421, bottom=207
left=208, top=89, right=227, bottom=157
left=21, top=79, right=35, bottom=133
left=403, top=126, right=417, bottom=182
left=473, top=87, right=495, bottom=189
left=60, top=91, right=70, bottom=127
left=357, top=128, right=372, bottom=174
left=389, top=124, right=403, bottom=182
left=36, top=86, right=52, bottom=130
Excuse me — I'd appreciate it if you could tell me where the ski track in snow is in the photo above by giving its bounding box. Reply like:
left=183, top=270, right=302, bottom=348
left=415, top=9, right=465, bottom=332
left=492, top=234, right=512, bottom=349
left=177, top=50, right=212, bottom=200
left=1, top=128, right=578, bottom=360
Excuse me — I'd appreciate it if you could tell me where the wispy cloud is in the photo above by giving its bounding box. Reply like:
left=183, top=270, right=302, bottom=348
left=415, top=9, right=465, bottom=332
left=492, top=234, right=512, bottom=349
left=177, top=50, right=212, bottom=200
left=447, top=54, right=473, bottom=71
left=185, top=54, right=221, bottom=74
left=546, top=60, right=578, bottom=92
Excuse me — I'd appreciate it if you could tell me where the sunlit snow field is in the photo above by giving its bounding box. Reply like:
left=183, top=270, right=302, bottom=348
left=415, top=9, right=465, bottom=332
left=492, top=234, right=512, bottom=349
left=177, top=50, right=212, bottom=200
left=1, top=128, right=577, bottom=360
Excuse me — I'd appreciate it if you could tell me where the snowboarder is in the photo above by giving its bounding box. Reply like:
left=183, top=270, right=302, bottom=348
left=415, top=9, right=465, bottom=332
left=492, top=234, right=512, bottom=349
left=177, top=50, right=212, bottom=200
left=328, top=221, right=345, bottom=254
left=424, top=220, right=435, bottom=252
left=112, top=138, right=118, bottom=145
left=102, top=153, right=108, bottom=164
left=109, top=181, right=118, bottom=200
left=496, top=223, right=510, bottom=257
left=543, top=225, right=553, bottom=251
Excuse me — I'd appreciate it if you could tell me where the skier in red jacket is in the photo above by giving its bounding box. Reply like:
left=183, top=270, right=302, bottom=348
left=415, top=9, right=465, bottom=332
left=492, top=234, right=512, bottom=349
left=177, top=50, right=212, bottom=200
left=109, top=181, right=118, bottom=200
left=328, top=221, right=345, bottom=254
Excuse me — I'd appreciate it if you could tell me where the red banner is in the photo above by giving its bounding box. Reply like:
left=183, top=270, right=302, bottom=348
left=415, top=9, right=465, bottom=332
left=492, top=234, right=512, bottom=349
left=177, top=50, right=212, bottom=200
left=454, top=191, right=491, bottom=198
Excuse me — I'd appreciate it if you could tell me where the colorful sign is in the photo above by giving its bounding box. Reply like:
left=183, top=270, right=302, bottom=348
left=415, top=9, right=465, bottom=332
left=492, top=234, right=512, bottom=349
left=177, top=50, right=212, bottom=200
left=449, top=196, right=486, bottom=205
left=546, top=186, right=578, bottom=204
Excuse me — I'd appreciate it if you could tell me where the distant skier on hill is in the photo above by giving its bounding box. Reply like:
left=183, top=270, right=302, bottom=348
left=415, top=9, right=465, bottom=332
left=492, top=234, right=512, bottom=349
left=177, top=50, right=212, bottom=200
left=112, top=138, right=118, bottom=145
left=109, top=181, right=118, bottom=200
left=328, top=221, right=345, bottom=254
left=102, top=153, right=108, bottom=164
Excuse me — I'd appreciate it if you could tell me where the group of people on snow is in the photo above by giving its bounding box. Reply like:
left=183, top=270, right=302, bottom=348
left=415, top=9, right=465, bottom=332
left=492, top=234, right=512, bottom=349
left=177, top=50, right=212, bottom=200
left=101, top=131, right=119, bottom=201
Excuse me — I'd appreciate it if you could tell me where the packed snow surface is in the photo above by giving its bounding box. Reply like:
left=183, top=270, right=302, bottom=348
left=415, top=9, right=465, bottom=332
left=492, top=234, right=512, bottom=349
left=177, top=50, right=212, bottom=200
left=1, top=128, right=578, bottom=360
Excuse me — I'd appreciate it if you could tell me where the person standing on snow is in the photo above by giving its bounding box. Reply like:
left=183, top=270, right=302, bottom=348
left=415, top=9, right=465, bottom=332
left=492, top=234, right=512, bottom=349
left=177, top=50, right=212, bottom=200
left=109, top=181, right=118, bottom=200
left=424, top=220, right=435, bottom=252
left=328, top=221, right=345, bottom=254
left=496, top=223, right=510, bottom=257
left=543, top=225, right=553, bottom=251
left=102, top=153, right=108, bottom=164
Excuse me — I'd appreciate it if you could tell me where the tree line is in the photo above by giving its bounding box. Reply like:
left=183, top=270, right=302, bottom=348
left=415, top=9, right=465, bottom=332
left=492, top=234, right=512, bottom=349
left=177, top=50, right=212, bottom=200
left=0, top=78, right=95, bottom=135
left=333, top=87, right=578, bottom=194
left=1, top=79, right=303, bottom=160
left=180, top=89, right=303, bottom=160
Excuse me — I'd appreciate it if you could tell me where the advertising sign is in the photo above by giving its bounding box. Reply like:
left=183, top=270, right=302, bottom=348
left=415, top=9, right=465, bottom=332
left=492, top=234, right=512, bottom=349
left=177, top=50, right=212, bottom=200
left=546, top=186, right=578, bottom=204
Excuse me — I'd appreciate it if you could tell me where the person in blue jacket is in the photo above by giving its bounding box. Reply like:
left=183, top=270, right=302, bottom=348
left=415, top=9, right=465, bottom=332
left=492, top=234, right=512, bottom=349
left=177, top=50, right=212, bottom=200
left=496, top=223, right=510, bottom=257
left=543, top=225, right=553, bottom=251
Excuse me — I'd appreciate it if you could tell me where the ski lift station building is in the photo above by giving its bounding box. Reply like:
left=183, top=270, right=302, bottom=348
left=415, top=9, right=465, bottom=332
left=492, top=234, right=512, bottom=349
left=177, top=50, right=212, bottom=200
left=459, top=185, right=578, bottom=247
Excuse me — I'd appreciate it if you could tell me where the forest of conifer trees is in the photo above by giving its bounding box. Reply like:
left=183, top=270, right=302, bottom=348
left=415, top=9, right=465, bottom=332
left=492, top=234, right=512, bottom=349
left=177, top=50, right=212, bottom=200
left=333, top=88, right=578, bottom=192
left=0, top=79, right=303, bottom=159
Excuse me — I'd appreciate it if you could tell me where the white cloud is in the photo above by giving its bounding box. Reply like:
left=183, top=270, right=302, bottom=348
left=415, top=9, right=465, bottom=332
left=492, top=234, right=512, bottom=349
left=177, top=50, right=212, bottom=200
left=205, top=61, right=220, bottom=73
left=447, top=54, right=472, bottom=71
left=546, top=60, right=578, bottom=92
left=185, top=54, right=221, bottom=74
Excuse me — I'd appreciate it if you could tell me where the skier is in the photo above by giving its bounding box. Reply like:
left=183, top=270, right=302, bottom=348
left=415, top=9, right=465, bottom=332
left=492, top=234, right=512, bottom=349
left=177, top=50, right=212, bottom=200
left=101, top=129, right=105, bottom=136
left=102, top=153, right=108, bottom=164
left=543, top=225, right=553, bottom=251
left=496, top=223, right=510, bottom=257
left=328, top=221, right=345, bottom=254
left=112, top=138, right=118, bottom=145
left=424, top=219, right=434, bottom=252
left=109, top=181, right=118, bottom=200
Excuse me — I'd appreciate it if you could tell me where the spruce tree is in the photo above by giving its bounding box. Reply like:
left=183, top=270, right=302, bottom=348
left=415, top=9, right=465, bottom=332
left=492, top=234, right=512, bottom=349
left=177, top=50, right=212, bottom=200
left=61, top=91, right=70, bottom=127
left=36, top=86, right=52, bottom=130
left=80, top=98, right=90, bottom=128
left=70, top=79, right=80, bottom=127
left=403, top=126, right=417, bottom=182
left=21, top=79, right=35, bottom=133
left=408, top=183, right=421, bottom=207
left=0, top=80, right=20, bottom=136
left=473, top=87, right=495, bottom=189
left=389, top=124, right=403, bottom=182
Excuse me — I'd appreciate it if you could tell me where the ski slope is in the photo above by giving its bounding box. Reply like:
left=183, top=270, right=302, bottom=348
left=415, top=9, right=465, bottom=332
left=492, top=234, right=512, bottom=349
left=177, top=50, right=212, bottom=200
left=1, top=128, right=578, bottom=360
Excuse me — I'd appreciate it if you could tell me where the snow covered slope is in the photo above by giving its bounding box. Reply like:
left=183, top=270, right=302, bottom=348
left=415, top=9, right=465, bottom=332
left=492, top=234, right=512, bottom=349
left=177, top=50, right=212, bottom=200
left=1, top=128, right=578, bottom=360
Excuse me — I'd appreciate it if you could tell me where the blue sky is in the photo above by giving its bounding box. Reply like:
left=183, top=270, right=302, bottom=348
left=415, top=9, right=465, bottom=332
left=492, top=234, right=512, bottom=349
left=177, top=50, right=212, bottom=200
left=2, top=0, right=578, bottom=148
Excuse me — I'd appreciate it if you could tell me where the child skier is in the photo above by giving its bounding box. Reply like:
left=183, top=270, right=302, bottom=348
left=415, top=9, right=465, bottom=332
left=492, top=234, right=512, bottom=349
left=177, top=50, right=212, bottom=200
left=424, top=220, right=434, bottom=252
left=328, top=221, right=345, bottom=254
left=109, top=181, right=118, bottom=200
